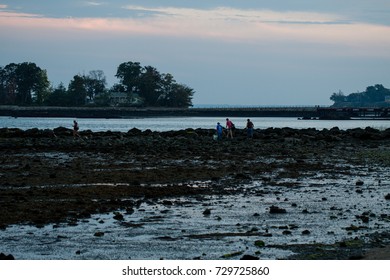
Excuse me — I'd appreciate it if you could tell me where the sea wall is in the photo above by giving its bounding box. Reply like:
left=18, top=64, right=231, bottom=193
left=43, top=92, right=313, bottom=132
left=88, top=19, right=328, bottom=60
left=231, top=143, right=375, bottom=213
left=0, top=106, right=318, bottom=118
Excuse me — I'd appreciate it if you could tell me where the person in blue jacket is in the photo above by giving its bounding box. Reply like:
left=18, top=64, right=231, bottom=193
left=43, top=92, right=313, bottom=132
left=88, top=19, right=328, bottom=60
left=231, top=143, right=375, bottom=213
left=216, top=122, right=224, bottom=140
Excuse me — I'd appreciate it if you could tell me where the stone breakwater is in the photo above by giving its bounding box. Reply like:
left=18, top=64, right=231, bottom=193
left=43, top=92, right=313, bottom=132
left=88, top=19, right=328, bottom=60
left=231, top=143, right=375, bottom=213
left=1, top=126, right=390, bottom=259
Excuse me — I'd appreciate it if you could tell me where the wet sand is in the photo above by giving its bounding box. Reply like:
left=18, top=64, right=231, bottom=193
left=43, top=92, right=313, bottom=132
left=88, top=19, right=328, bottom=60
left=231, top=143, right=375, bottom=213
left=1, top=126, right=390, bottom=259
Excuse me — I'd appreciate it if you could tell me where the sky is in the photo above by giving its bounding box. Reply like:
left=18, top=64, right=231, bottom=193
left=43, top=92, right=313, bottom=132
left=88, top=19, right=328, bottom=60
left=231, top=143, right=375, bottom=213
left=1, top=1, right=389, bottom=106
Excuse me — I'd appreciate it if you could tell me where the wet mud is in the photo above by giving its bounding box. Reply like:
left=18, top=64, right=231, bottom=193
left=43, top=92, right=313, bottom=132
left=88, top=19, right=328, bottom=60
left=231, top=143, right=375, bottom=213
left=1, top=126, right=390, bottom=259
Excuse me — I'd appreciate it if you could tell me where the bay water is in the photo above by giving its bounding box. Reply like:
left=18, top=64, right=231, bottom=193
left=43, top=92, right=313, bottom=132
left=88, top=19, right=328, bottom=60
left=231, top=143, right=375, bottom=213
left=1, top=116, right=389, bottom=132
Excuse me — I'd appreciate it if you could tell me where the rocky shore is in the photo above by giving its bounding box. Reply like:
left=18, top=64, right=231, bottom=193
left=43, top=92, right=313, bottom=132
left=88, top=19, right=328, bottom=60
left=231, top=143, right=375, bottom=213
left=1, top=126, right=390, bottom=259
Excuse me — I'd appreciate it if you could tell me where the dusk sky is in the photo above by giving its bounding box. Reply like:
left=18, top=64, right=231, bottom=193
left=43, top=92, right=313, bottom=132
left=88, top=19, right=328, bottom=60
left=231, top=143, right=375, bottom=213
left=1, top=1, right=389, bottom=106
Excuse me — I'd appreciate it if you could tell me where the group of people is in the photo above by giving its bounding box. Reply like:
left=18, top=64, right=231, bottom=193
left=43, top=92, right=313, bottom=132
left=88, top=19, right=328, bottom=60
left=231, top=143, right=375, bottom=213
left=216, top=118, right=254, bottom=140
left=73, top=118, right=254, bottom=140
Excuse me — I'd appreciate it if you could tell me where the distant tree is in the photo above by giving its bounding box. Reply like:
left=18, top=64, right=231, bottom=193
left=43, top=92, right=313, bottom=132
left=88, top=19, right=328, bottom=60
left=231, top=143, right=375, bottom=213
left=330, top=90, right=346, bottom=103
left=1, top=63, right=20, bottom=105
left=364, top=84, right=388, bottom=103
left=46, top=83, right=68, bottom=106
left=0, top=62, right=49, bottom=105
left=15, top=62, right=50, bottom=105
left=168, top=84, right=194, bottom=107
left=0, top=66, right=8, bottom=104
left=115, top=61, right=194, bottom=107
left=84, top=70, right=107, bottom=103
left=68, top=75, right=87, bottom=106
left=115, top=62, right=142, bottom=94
left=157, top=74, right=194, bottom=107
left=138, top=66, right=162, bottom=106
left=94, top=91, right=111, bottom=106
left=331, top=84, right=390, bottom=107
left=110, top=83, right=126, bottom=93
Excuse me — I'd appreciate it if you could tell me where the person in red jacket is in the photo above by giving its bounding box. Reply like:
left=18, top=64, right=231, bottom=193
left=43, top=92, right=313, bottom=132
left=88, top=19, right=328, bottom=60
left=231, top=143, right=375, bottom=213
left=226, top=118, right=234, bottom=138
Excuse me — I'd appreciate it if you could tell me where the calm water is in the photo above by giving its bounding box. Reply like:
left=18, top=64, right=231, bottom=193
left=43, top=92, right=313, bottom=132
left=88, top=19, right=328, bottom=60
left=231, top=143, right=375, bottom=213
left=0, top=116, right=389, bottom=132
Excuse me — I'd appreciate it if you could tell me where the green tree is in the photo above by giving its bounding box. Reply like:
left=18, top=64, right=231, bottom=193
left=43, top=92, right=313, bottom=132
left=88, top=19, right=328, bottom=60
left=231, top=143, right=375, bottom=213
left=115, top=61, right=194, bottom=107
left=46, top=83, right=69, bottom=106
left=0, top=66, right=7, bottom=104
left=68, top=75, right=86, bottom=106
left=15, top=62, right=50, bottom=105
left=138, top=66, right=162, bottom=106
left=330, top=90, right=345, bottom=103
left=169, top=83, right=194, bottom=107
left=115, top=62, right=142, bottom=94
left=0, top=62, right=49, bottom=105
left=331, top=84, right=390, bottom=106
left=84, top=70, right=107, bottom=103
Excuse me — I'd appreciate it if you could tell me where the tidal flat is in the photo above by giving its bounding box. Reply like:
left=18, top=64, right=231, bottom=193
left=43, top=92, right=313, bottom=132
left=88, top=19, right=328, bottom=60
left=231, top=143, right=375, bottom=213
left=1, top=126, right=390, bottom=259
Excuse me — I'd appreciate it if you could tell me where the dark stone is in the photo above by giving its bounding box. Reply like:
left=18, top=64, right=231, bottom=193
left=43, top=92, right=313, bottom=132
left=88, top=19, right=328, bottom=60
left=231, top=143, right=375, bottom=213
left=356, top=180, right=364, bottom=186
left=269, top=205, right=287, bottom=214
left=0, top=253, right=15, bottom=260
left=113, top=213, right=124, bottom=221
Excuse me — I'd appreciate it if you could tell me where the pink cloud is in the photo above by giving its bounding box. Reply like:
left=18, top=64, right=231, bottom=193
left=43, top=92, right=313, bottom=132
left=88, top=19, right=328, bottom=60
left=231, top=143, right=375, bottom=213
left=1, top=7, right=389, bottom=58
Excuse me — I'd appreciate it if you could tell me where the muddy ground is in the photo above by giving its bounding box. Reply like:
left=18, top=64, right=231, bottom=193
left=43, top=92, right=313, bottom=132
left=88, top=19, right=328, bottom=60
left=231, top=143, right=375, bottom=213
left=1, top=126, right=390, bottom=259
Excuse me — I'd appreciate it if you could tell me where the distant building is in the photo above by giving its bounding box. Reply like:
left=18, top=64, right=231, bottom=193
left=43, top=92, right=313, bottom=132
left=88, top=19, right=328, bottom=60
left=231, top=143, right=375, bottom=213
left=109, top=92, right=143, bottom=106
left=385, top=96, right=390, bottom=103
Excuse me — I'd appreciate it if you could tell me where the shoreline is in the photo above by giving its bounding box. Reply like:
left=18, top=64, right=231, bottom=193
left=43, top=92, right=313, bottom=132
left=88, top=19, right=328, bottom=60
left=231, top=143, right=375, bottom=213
left=0, top=105, right=319, bottom=119
left=1, top=105, right=389, bottom=120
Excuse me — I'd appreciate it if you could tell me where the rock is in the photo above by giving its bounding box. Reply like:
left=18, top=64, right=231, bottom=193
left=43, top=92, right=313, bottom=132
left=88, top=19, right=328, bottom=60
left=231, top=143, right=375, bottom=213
left=0, top=253, right=15, bottom=260
left=203, top=209, right=211, bottom=216
left=113, top=212, right=124, bottom=221
left=302, top=230, right=311, bottom=235
left=356, top=180, right=364, bottom=186
left=269, top=205, right=287, bottom=214
left=254, top=240, right=265, bottom=247
left=162, top=200, right=173, bottom=206
left=385, top=194, right=390, bottom=200
left=94, top=231, right=104, bottom=237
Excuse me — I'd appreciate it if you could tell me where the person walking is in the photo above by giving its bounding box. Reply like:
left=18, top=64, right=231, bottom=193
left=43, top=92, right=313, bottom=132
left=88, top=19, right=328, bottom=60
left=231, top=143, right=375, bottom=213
left=216, top=122, right=223, bottom=140
left=246, top=118, right=254, bottom=138
left=226, top=118, right=234, bottom=138
left=73, top=120, right=80, bottom=138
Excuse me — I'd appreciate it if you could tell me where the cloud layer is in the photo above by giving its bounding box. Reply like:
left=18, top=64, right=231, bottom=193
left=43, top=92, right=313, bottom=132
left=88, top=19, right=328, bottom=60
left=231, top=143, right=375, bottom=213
left=1, top=2, right=389, bottom=105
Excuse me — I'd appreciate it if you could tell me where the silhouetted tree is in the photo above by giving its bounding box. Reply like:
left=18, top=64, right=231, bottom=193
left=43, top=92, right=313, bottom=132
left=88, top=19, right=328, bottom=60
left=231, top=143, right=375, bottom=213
left=84, top=70, right=107, bottom=103
left=0, top=62, right=49, bottom=105
left=331, top=84, right=390, bottom=107
left=68, top=75, right=86, bottom=106
left=115, top=61, right=194, bottom=107
left=115, top=62, right=142, bottom=94
left=46, top=83, right=68, bottom=106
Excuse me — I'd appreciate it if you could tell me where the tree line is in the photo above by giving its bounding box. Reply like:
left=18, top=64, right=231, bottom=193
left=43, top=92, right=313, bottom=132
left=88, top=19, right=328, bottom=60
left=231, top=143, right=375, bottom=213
left=0, top=61, right=194, bottom=108
left=330, top=84, right=390, bottom=107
